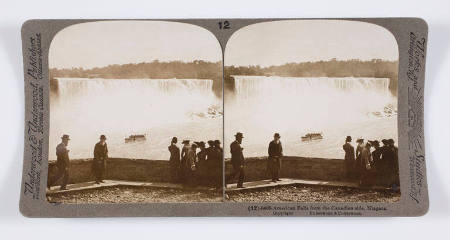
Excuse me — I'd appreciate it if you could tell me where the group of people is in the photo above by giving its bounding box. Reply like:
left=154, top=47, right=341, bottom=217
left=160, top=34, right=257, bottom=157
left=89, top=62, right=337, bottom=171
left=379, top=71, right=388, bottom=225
left=168, top=137, right=223, bottom=187
left=47, top=134, right=108, bottom=190
left=226, top=132, right=283, bottom=188
left=343, top=136, right=399, bottom=187
left=47, top=132, right=399, bottom=191
left=227, top=132, right=400, bottom=189
left=48, top=134, right=223, bottom=190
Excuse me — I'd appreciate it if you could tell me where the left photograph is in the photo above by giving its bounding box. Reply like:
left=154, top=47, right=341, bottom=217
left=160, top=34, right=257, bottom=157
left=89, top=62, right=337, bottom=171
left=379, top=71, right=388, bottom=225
left=46, top=21, right=224, bottom=203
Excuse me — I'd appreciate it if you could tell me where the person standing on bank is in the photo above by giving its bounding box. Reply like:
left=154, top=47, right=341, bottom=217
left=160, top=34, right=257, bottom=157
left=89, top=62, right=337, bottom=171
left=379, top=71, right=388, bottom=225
left=214, top=140, right=223, bottom=158
left=268, top=133, right=283, bottom=182
left=168, top=137, right=180, bottom=183
left=359, top=142, right=373, bottom=186
left=93, top=135, right=108, bottom=184
left=47, top=134, right=71, bottom=190
left=180, top=140, right=190, bottom=182
left=342, top=136, right=355, bottom=179
left=229, top=132, right=245, bottom=188
left=379, top=139, right=393, bottom=187
left=196, top=141, right=207, bottom=165
left=181, top=140, right=190, bottom=164
left=355, top=138, right=365, bottom=180
left=213, top=140, right=223, bottom=187
left=185, top=143, right=198, bottom=186
left=388, top=139, right=400, bottom=188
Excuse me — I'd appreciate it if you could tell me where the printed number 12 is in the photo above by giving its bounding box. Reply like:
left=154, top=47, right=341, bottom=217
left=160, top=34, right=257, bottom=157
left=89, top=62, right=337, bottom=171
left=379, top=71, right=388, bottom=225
left=218, top=21, right=230, bottom=29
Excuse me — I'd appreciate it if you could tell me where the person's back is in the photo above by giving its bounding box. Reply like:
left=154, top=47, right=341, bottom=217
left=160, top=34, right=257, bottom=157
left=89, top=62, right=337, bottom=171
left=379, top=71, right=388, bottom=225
left=372, top=147, right=382, bottom=167
left=49, top=135, right=71, bottom=190
left=181, top=145, right=190, bottom=166
left=187, top=148, right=197, bottom=169
left=343, top=142, right=355, bottom=161
left=216, top=146, right=223, bottom=165
left=198, top=148, right=207, bottom=163
left=361, top=147, right=372, bottom=168
left=56, top=142, right=69, bottom=166
left=356, top=143, right=364, bottom=159
left=168, top=144, right=180, bottom=163
left=380, top=145, right=394, bottom=168
left=230, top=141, right=244, bottom=166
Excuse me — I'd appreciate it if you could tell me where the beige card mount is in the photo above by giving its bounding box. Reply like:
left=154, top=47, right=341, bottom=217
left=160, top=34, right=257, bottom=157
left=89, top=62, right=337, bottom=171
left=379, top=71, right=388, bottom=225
left=20, top=18, right=428, bottom=217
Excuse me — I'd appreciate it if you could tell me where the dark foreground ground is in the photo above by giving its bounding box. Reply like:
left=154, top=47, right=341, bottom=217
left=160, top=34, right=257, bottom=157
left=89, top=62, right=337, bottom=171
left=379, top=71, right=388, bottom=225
left=47, top=186, right=223, bottom=203
left=226, top=185, right=400, bottom=202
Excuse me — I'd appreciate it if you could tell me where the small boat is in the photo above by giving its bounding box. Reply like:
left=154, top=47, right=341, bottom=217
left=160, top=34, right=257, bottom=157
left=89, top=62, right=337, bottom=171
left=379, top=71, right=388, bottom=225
left=125, top=134, right=147, bottom=143
left=301, top=133, right=323, bottom=141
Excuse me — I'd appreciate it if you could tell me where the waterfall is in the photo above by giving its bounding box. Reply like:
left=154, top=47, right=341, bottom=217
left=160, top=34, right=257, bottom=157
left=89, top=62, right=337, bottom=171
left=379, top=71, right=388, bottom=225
left=229, top=76, right=395, bottom=118
left=54, top=78, right=214, bottom=101
left=233, top=76, right=391, bottom=100
left=224, top=75, right=397, bottom=158
left=49, top=78, right=221, bottom=159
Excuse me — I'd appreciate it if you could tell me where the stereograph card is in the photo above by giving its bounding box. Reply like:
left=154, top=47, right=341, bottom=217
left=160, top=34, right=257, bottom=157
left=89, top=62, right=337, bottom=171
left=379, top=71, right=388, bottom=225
left=20, top=18, right=428, bottom=217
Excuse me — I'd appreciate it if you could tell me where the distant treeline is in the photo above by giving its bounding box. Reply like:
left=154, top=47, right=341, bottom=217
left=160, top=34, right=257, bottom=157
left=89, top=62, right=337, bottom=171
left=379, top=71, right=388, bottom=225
left=50, top=60, right=223, bottom=96
left=50, top=59, right=399, bottom=97
left=225, top=59, right=399, bottom=95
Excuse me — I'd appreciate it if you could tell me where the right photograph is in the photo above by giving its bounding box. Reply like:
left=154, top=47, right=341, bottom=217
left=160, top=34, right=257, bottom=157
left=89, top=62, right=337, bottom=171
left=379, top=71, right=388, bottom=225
left=224, top=20, right=400, bottom=202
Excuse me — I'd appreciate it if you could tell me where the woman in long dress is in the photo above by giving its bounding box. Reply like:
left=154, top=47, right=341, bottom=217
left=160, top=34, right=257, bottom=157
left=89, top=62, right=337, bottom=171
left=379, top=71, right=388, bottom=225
left=355, top=138, right=365, bottom=181
left=185, top=144, right=198, bottom=186
left=359, top=142, right=372, bottom=186
left=168, top=137, right=180, bottom=183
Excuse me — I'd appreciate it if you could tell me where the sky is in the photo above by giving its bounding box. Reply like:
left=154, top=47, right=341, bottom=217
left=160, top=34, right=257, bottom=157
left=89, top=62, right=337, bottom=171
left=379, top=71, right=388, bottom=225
left=49, top=21, right=222, bottom=69
left=225, top=20, right=399, bottom=67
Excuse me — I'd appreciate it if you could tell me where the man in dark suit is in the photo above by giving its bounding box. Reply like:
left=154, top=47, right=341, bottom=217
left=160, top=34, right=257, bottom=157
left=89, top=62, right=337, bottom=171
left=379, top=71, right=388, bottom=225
left=47, top=134, right=71, bottom=190
left=229, top=132, right=245, bottom=188
left=268, top=133, right=283, bottom=182
left=93, top=135, right=108, bottom=184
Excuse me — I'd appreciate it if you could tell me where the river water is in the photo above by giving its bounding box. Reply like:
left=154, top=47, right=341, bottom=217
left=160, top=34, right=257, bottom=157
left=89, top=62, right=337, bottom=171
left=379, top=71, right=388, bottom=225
left=49, top=78, right=222, bottom=160
left=224, top=76, right=398, bottom=159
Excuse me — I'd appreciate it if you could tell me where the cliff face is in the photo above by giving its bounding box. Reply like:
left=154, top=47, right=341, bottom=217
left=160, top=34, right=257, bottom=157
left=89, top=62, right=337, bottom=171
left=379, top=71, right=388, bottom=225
left=225, top=156, right=345, bottom=183
left=48, top=156, right=345, bottom=185
left=48, top=158, right=172, bottom=185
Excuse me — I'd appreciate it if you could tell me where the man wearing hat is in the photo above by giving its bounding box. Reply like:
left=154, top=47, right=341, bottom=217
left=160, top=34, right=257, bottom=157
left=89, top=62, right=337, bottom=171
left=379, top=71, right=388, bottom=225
left=229, top=132, right=245, bottom=188
left=342, top=136, right=355, bottom=179
left=268, top=133, right=283, bottom=182
left=47, top=134, right=71, bottom=190
left=93, top=135, right=108, bottom=184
